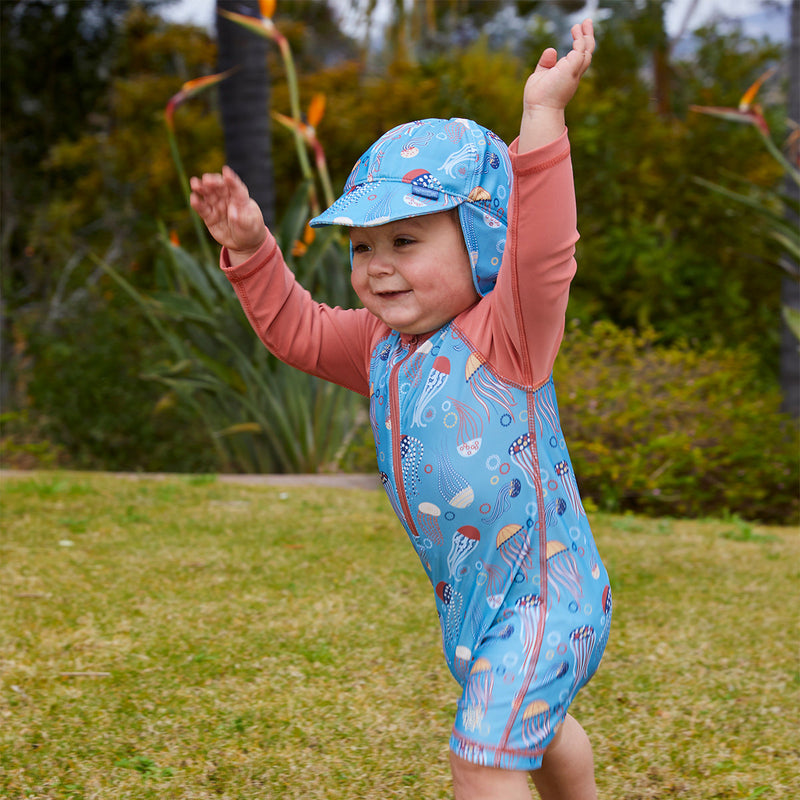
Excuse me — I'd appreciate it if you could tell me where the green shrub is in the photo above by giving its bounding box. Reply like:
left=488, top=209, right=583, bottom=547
left=23, top=298, right=218, bottom=474
left=555, top=321, right=799, bottom=523
left=0, top=411, right=64, bottom=469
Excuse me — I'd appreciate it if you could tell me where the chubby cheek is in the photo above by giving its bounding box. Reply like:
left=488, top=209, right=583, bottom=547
left=350, top=270, right=370, bottom=308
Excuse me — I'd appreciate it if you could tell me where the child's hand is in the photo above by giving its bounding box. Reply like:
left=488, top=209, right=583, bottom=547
left=189, top=166, right=266, bottom=262
left=524, top=18, right=594, bottom=113
left=518, top=19, right=594, bottom=152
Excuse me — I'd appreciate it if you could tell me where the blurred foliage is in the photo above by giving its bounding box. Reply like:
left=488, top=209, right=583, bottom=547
left=21, top=293, right=218, bottom=473
left=555, top=321, right=799, bottom=523
left=0, top=412, right=64, bottom=471
left=2, top=0, right=796, bottom=510
left=99, top=192, right=364, bottom=474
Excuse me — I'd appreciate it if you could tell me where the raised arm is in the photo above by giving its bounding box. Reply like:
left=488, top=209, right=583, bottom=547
left=189, top=167, right=376, bottom=395
left=519, top=19, right=594, bottom=153
left=472, top=21, right=593, bottom=385
left=189, top=166, right=267, bottom=265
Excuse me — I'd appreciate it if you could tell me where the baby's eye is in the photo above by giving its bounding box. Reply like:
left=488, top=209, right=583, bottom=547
left=351, top=242, right=371, bottom=254
left=394, top=237, right=414, bottom=247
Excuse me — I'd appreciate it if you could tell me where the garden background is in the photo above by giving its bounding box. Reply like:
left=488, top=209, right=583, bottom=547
left=1, top=1, right=799, bottom=798
left=1, top=0, right=798, bottom=524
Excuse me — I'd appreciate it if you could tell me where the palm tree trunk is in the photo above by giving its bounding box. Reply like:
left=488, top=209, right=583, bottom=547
left=781, top=0, right=799, bottom=417
left=216, top=0, right=275, bottom=227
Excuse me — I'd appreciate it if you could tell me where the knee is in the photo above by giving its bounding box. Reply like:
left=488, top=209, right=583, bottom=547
left=450, top=750, right=481, bottom=797
left=449, top=751, right=532, bottom=800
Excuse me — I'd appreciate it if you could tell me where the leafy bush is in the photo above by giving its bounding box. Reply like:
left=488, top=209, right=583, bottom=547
left=22, top=300, right=217, bottom=473
left=101, top=191, right=366, bottom=475
left=555, top=321, right=799, bottom=523
left=0, top=411, right=64, bottom=470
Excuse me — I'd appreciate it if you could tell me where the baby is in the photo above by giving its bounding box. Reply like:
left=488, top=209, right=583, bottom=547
left=191, top=19, right=609, bottom=800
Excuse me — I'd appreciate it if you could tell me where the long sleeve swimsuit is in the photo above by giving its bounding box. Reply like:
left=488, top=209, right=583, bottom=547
left=221, top=130, right=611, bottom=770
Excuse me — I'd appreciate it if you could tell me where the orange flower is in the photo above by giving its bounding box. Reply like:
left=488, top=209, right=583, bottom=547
left=274, top=94, right=326, bottom=144
left=169, top=229, right=181, bottom=247
left=292, top=223, right=316, bottom=257
left=690, top=67, right=779, bottom=138
left=307, top=94, right=326, bottom=129
left=218, top=5, right=286, bottom=46
left=165, top=69, right=236, bottom=130
left=738, top=67, right=777, bottom=111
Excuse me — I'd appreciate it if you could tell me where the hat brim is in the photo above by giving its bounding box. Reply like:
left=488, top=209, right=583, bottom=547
left=309, top=179, right=466, bottom=228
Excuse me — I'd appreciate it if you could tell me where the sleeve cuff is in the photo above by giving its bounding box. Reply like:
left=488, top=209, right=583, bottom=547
left=508, top=128, right=570, bottom=174
left=220, top=227, right=277, bottom=275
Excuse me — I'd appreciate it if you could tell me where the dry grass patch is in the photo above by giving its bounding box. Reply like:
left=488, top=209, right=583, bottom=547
left=1, top=472, right=797, bottom=799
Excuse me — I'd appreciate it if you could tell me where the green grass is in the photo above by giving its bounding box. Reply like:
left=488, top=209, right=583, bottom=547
left=1, top=471, right=798, bottom=799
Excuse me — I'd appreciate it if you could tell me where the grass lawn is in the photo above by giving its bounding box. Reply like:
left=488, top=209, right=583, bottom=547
left=1, top=471, right=798, bottom=799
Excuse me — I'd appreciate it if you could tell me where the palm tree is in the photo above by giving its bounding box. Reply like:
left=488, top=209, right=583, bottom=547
left=216, top=0, right=275, bottom=226
left=781, top=0, right=799, bottom=417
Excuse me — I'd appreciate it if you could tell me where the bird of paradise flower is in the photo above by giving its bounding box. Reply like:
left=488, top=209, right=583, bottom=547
left=218, top=0, right=322, bottom=211
left=691, top=68, right=800, bottom=340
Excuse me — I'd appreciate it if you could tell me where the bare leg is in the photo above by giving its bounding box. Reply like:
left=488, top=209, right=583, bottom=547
left=530, top=714, right=598, bottom=800
left=448, top=714, right=596, bottom=800
left=450, top=751, right=533, bottom=800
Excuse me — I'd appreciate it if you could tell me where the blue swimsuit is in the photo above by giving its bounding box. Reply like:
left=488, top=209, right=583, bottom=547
left=369, top=323, right=611, bottom=769
left=223, top=130, right=611, bottom=771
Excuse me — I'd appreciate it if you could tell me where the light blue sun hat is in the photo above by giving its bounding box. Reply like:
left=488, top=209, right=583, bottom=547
left=309, top=118, right=512, bottom=296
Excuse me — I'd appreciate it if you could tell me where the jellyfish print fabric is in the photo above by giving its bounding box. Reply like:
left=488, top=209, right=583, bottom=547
left=366, top=322, right=612, bottom=771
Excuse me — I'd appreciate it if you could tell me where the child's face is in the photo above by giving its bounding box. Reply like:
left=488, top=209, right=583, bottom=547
left=349, top=211, right=478, bottom=335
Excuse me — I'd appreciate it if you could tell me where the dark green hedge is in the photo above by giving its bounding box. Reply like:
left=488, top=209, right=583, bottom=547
left=555, top=321, right=798, bottom=524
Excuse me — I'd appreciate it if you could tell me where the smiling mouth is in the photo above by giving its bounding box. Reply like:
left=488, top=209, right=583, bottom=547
left=376, top=290, right=411, bottom=298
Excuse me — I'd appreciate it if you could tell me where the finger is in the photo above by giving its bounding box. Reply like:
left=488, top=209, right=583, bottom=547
left=222, top=165, right=252, bottom=205
left=534, top=46, right=558, bottom=73
left=581, top=18, right=595, bottom=56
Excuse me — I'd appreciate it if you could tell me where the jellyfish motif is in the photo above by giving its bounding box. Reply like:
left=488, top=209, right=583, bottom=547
left=465, top=352, right=517, bottom=422
left=403, top=168, right=445, bottom=201
left=515, top=593, right=543, bottom=675
left=569, top=625, right=596, bottom=688
left=401, top=338, right=433, bottom=387
left=508, top=433, right=539, bottom=489
left=454, top=644, right=472, bottom=681
left=463, top=657, right=494, bottom=733
left=484, top=562, right=506, bottom=608
left=521, top=699, right=551, bottom=751
left=539, top=659, right=569, bottom=690
left=369, top=388, right=380, bottom=439
left=544, top=496, right=567, bottom=529
left=364, top=192, right=393, bottom=225
left=596, top=585, right=613, bottom=657
left=546, top=540, right=583, bottom=606
left=436, top=580, right=464, bottom=650
left=447, top=525, right=480, bottom=579
left=469, top=603, right=485, bottom=642
left=496, top=523, right=533, bottom=577
left=380, top=471, right=406, bottom=524
left=443, top=118, right=469, bottom=143
left=482, top=478, right=522, bottom=524
left=439, top=142, right=481, bottom=181
left=416, top=501, right=443, bottom=546
left=400, top=434, right=424, bottom=498
left=553, top=460, right=585, bottom=518
left=437, top=447, right=474, bottom=508
left=448, top=397, right=484, bottom=457
left=372, top=338, right=392, bottom=365
left=400, top=127, right=435, bottom=154
left=482, top=622, right=514, bottom=643
left=532, top=384, right=560, bottom=439
left=412, top=356, right=450, bottom=427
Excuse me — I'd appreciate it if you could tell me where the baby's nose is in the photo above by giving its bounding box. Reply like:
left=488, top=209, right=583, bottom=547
left=366, top=253, right=394, bottom=276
